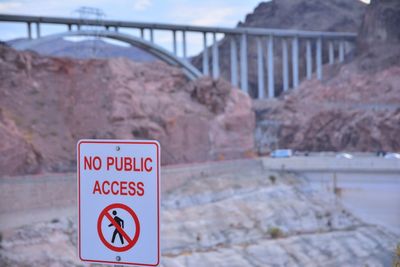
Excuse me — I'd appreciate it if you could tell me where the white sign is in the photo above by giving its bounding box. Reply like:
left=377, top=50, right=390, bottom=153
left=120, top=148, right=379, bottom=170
left=77, top=140, right=160, bottom=266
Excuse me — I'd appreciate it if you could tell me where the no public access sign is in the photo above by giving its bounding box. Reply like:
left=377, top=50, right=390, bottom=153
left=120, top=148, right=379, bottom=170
left=77, top=140, right=160, bottom=266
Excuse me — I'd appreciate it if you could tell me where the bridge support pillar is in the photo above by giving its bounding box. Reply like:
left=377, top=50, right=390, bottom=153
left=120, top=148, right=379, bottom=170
left=36, top=23, right=40, bottom=38
left=292, top=36, right=299, bottom=88
left=182, top=31, right=187, bottom=59
left=150, top=29, right=154, bottom=43
left=140, top=28, right=144, bottom=39
left=282, top=38, right=289, bottom=92
left=328, top=41, right=334, bottom=64
left=230, top=37, right=238, bottom=87
left=27, top=22, right=32, bottom=39
left=316, top=37, right=323, bottom=80
left=202, top=32, right=209, bottom=76
left=256, top=37, right=264, bottom=99
left=172, top=31, right=177, bottom=55
left=339, top=41, right=345, bottom=63
left=67, top=24, right=72, bottom=31
left=240, top=33, right=248, bottom=93
left=212, top=32, right=219, bottom=79
left=344, top=41, right=351, bottom=55
left=306, top=40, right=312, bottom=80
left=267, top=35, right=274, bottom=98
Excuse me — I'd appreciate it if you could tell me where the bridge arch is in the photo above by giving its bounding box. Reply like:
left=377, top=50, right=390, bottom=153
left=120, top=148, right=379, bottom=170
left=12, top=30, right=202, bottom=80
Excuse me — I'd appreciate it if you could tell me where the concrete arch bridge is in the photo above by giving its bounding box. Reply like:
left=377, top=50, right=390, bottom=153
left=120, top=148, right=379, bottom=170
left=0, top=14, right=357, bottom=99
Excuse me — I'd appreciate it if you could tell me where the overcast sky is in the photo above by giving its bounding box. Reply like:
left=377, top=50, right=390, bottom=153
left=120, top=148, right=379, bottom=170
left=0, top=0, right=268, bottom=55
left=0, top=0, right=370, bottom=56
left=0, top=0, right=264, bottom=25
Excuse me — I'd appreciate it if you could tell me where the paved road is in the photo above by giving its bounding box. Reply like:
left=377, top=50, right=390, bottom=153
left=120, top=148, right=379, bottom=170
left=302, top=171, right=400, bottom=235
left=263, top=156, right=400, bottom=235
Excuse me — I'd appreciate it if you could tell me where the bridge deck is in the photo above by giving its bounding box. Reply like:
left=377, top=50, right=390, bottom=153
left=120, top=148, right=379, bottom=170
left=0, top=14, right=356, bottom=38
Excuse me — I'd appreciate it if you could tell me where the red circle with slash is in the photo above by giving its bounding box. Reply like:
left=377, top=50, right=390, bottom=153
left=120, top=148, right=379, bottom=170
left=97, top=203, right=140, bottom=252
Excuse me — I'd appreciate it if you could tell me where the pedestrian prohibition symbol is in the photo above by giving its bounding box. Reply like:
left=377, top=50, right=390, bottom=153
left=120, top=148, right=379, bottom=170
left=78, top=140, right=160, bottom=266
left=97, top=203, right=140, bottom=252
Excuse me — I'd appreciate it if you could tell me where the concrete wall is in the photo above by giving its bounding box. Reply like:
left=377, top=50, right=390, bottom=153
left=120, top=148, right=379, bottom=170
left=0, top=158, right=263, bottom=215
left=262, top=157, right=400, bottom=173
left=0, top=156, right=398, bottom=230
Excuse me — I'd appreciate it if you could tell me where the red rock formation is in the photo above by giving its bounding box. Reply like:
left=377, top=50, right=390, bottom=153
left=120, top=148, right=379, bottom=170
left=254, top=1, right=400, bottom=154
left=0, top=108, right=40, bottom=176
left=357, top=0, right=400, bottom=52
left=0, top=45, right=255, bottom=176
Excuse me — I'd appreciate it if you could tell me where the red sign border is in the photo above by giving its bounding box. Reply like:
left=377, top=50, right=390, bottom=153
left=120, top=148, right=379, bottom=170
left=78, top=140, right=160, bottom=266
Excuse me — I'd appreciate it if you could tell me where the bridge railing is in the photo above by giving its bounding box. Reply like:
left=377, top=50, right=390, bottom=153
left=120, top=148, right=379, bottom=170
left=0, top=14, right=357, bottom=99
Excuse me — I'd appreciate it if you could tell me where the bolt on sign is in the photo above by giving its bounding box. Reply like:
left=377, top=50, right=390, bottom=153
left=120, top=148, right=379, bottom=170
left=77, top=140, right=160, bottom=266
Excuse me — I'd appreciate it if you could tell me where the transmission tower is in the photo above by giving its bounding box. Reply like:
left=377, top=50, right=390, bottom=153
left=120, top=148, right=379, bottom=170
left=74, top=7, right=106, bottom=58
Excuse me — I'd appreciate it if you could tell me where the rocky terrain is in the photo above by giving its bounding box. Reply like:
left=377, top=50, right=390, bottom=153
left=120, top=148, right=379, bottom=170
left=0, top=45, right=255, bottom=176
left=254, top=63, right=400, bottom=154
left=192, top=0, right=367, bottom=97
left=0, top=2, right=399, bottom=267
left=0, top=162, right=397, bottom=267
left=255, top=0, right=400, bottom=154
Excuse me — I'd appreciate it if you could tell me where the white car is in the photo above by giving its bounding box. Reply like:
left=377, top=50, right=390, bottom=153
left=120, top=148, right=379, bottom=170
left=384, top=153, right=400, bottom=159
left=336, top=153, right=353, bottom=159
left=271, top=149, right=293, bottom=158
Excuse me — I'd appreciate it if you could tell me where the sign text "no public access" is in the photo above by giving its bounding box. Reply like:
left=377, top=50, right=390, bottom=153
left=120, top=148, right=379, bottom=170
left=83, top=156, right=153, bottom=197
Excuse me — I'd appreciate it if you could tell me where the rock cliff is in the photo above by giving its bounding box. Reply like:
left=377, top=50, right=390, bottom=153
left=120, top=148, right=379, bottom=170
left=255, top=0, right=400, bottom=154
left=0, top=45, right=255, bottom=176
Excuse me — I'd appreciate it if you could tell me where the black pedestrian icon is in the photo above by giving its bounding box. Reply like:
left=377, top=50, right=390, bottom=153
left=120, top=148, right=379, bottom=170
left=98, top=203, right=141, bottom=252
left=108, top=210, right=124, bottom=244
